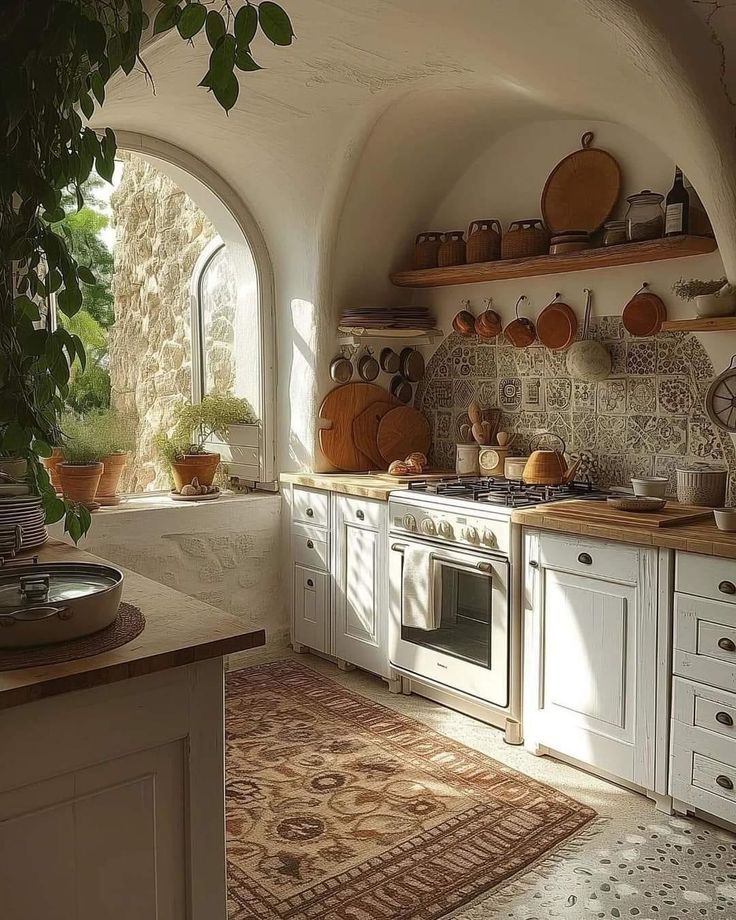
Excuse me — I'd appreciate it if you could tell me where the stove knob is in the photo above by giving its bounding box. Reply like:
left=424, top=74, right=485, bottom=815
left=420, top=518, right=437, bottom=536
left=402, top=513, right=417, bottom=532
left=482, top=529, right=497, bottom=547
left=438, top=520, right=453, bottom=538
left=463, top=526, right=479, bottom=544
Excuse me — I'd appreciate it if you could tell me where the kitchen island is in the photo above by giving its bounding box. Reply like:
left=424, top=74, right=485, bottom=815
left=0, top=540, right=265, bottom=920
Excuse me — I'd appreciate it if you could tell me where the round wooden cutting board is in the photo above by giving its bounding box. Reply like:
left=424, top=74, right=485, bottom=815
left=319, top=383, right=400, bottom=471
left=376, top=406, right=431, bottom=465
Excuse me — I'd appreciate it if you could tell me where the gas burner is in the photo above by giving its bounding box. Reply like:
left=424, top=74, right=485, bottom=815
left=407, top=476, right=606, bottom=507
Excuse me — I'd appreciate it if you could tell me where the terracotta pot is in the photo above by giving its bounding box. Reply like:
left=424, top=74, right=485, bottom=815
left=96, top=452, right=128, bottom=506
left=58, top=462, right=104, bottom=507
left=170, top=452, right=220, bottom=492
left=41, top=449, right=64, bottom=493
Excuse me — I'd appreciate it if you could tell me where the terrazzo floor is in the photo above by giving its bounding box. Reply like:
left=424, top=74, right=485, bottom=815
left=232, top=650, right=736, bottom=920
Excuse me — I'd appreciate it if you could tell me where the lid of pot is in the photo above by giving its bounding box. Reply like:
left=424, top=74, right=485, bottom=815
left=626, top=189, right=664, bottom=203
left=0, top=563, right=123, bottom=611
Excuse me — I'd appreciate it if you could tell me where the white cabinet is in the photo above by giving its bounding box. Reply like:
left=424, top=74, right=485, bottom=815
left=524, top=530, right=658, bottom=789
left=287, top=486, right=392, bottom=682
left=333, top=495, right=389, bottom=678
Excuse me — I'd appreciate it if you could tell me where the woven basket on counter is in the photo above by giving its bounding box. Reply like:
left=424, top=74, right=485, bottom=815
left=501, top=219, right=550, bottom=260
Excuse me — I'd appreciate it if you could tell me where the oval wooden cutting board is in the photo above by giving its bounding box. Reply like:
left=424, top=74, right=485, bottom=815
left=352, top=400, right=396, bottom=470
left=376, top=406, right=431, bottom=465
left=319, top=383, right=400, bottom=471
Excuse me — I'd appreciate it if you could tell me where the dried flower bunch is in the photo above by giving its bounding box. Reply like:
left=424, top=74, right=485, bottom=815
left=672, top=277, right=734, bottom=300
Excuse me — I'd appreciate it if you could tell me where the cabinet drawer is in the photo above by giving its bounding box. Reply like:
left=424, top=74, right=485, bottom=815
left=538, top=532, right=639, bottom=584
left=674, top=593, right=736, bottom=690
left=676, top=552, right=736, bottom=605
left=670, top=720, right=736, bottom=823
left=693, top=752, right=736, bottom=805
left=293, top=487, right=329, bottom=528
left=291, top=523, right=329, bottom=572
left=673, top=677, right=736, bottom=742
left=336, top=495, right=385, bottom=530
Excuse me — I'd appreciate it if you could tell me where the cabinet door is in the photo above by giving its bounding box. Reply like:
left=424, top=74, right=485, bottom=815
left=333, top=497, right=389, bottom=677
left=525, top=537, right=656, bottom=788
left=293, top=565, right=329, bottom=652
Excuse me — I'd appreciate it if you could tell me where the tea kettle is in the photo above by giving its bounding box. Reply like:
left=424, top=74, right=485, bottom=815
left=522, top=433, right=580, bottom=486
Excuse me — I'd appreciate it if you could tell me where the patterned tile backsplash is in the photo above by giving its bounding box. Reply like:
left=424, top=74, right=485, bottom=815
left=415, top=318, right=736, bottom=498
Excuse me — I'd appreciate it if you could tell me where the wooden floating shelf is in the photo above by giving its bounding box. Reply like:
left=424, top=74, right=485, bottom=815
left=390, top=235, right=717, bottom=288
left=660, top=316, right=736, bottom=332
left=337, top=327, right=443, bottom=346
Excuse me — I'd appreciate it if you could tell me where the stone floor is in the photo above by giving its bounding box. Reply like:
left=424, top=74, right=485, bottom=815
left=233, top=650, right=736, bottom=919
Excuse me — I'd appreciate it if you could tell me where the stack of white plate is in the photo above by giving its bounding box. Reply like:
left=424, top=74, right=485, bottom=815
left=0, top=496, right=48, bottom=554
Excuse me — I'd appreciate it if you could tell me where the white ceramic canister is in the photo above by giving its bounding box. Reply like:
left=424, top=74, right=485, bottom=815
left=456, top=443, right=480, bottom=476
left=676, top=463, right=729, bottom=507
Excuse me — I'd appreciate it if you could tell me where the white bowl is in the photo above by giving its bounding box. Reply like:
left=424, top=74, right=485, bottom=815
left=631, top=476, right=668, bottom=498
left=714, top=508, right=736, bottom=532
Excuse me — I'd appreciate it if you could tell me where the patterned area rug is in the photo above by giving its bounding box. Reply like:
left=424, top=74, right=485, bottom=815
left=225, top=660, right=597, bottom=919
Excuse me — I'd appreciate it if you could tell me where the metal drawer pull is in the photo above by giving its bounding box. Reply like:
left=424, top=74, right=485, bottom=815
left=305, top=508, right=314, bottom=518
left=529, top=560, right=539, bottom=569
left=716, top=774, right=734, bottom=791
left=306, top=578, right=314, bottom=588
left=718, top=637, right=736, bottom=653
left=578, top=552, right=592, bottom=565
left=716, top=711, right=734, bottom=727
left=306, top=539, right=314, bottom=549
left=356, top=509, right=365, bottom=520
left=719, top=580, right=736, bottom=595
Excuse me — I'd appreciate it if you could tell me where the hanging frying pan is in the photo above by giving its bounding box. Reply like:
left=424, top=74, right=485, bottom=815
left=380, top=347, right=400, bottom=374
left=390, top=374, right=413, bottom=404
left=329, top=352, right=353, bottom=384
left=400, top=347, right=425, bottom=382
left=536, top=293, right=578, bottom=351
left=622, top=283, right=666, bottom=337
left=357, top=349, right=380, bottom=381
left=504, top=295, right=536, bottom=347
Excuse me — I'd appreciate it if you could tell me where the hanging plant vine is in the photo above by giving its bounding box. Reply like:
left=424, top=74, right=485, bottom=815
left=0, top=0, right=294, bottom=541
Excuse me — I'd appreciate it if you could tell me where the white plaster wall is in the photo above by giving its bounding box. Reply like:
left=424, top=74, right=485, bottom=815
left=50, top=495, right=288, bottom=651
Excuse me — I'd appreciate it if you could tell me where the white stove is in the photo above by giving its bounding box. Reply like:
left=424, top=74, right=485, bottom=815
left=388, top=477, right=607, bottom=743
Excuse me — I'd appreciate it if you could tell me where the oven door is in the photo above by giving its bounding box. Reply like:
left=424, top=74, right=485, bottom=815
left=389, top=539, right=509, bottom=707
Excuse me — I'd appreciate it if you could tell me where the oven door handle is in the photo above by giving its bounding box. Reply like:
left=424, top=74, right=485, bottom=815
left=391, top=543, right=494, bottom=574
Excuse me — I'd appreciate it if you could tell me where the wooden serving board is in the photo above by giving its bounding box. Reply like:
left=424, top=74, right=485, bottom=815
left=319, top=383, right=400, bottom=472
left=375, top=470, right=455, bottom=482
left=376, top=406, right=431, bottom=465
left=352, top=400, right=395, bottom=470
left=546, top=499, right=714, bottom=528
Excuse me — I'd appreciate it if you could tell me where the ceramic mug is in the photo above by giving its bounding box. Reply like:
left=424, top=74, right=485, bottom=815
left=714, top=508, right=736, bottom=532
left=456, top=443, right=480, bottom=476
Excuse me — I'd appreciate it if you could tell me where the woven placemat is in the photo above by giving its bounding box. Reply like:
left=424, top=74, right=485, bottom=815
left=0, top=602, right=145, bottom=671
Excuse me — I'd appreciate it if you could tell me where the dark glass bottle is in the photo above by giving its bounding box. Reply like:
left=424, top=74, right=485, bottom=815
left=665, top=166, right=690, bottom=236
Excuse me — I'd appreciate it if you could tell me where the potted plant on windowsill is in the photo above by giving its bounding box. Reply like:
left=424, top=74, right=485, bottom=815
left=85, top=410, right=135, bottom=506
left=57, top=417, right=105, bottom=510
left=156, top=395, right=258, bottom=494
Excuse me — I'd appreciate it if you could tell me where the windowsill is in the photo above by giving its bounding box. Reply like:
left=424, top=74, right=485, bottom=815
left=91, top=490, right=279, bottom=516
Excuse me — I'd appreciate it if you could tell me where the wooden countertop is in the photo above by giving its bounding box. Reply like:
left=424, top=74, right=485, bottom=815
left=280, top=471, right=413, bottom=501
left=0, top=541, right=265, bottom=710
left=512, top=503, right=736, bottom=559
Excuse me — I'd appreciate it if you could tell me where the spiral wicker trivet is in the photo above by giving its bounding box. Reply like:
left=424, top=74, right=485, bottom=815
left=0, top=602, right=145, bottom=671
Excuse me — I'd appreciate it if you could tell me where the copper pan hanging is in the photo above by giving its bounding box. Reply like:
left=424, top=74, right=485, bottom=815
left=504, top=296, right=536, bottom=347
left=536, top=292, right=577, bottom=351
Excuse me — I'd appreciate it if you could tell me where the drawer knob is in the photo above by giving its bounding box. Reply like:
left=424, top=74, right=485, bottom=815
left=578, top=552, right=593, bottom=565
left=356, top=509, right=365, bottom=520
left=306, top=508, right=314, bottom=518
left=718, top=637, right=736, bottom=653
left=719, top=580, right=736, bottom=596
left=716, top=711, right=734, bottom=727
left=716, top=774, right=734, bottom=791
left=306, top=578, right=314, bottom=588
left=306, top=539, right=314, bottom=549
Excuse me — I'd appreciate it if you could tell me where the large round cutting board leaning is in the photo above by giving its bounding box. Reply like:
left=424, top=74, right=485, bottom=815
left=0, top=562, right=124, bottom=648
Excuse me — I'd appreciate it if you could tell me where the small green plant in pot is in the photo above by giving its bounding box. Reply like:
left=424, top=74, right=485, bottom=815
left=57, top=414, right=106, bottom=510
left=672, top=277, right=736, bottom=318
left=84, top=410, right=136, bottom=506
left=156, top=395, right=257, bottom=494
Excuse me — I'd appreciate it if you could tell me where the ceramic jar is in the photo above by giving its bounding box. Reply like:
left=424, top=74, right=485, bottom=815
left=676, top=463, right=729, bottom=507
left=456, top=443, right=480, bottom=476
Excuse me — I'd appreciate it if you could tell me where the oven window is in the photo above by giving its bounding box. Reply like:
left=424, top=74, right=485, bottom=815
left=402, top=564, right=492, bottom=668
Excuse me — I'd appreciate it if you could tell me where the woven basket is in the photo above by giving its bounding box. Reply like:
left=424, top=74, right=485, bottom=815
left=466, top=219, right=502, bottom=263
left=501, top=219, right=550, bottom=260
left=438, top=231, right=466, bottom=267
left=414, top=231, right=443, bottom=270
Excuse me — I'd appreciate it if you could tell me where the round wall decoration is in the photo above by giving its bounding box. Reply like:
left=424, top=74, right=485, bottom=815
left=707, top=355, right=736, bottom=432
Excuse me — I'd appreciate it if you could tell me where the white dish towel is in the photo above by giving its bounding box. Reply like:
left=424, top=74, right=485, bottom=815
left=402, top=544, right=440, bottom=630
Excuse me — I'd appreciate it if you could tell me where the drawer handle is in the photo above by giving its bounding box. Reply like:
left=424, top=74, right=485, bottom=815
left=356, top=509, right=365, bottom=520
left=716, top=711, right=734, bottom=727
left=306, top=508, right=314, bottom=518
left=578, top=552, right=593, bottom=565
left=716, top=774, right=734, bottom=791
left=306, top=578, right=314, bottom=588
left=718, top=637, right=736, bottom=653
left=719, top=580, right=736, bottom=596
left=306, top=539, right=314, bottom=549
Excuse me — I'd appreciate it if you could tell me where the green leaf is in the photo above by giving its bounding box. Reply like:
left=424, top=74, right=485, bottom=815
left=57, top=285, right=83, bottom=316
left=212, top=72, right=239, bottom=112
left=235, top=49, right=261, bottom=71
left=235, top=4, right=258, bottom=48
left=79, top=91, right=94, bottom=120
left=70, top=334, right=87, bottom=371
left=206, top=10, right=226, bottom=48
left=43, top=493, right=66, bottom=525
left=96, top=151, right=115, bottom=182
left=14, top=295, right=40, bottom=321
left=90, top=72, right=105, bottom=105
left=210, top=34, right=237, bottom=83
left=32, top=439, right=53, bottom=459
left=153, top=3, right=181, bottom=35
left=66, top=511, right=83, bottom=544
left=77, top=265, right=97, bottom=285
left=178, top=3, right=207, bottom=39
left=42, top=207, right=66, bottom=224
left=258, top=2, right=294, bottom=45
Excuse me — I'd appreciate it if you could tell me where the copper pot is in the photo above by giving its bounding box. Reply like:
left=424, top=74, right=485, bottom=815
left=170, top=452, right=220, bottom=492
left=474, top=298, right=502, bottom=340
left=452, top=300, right=476, bottom=337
